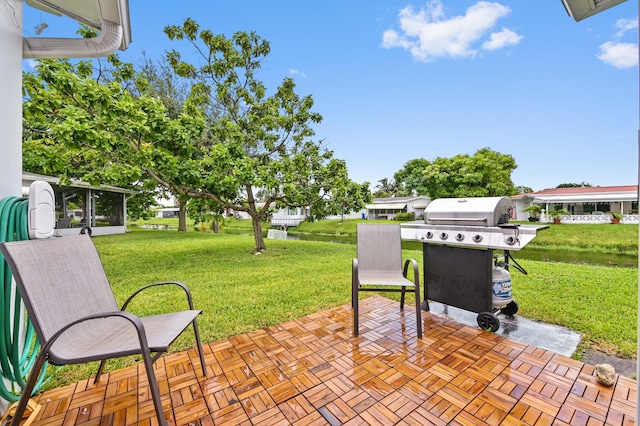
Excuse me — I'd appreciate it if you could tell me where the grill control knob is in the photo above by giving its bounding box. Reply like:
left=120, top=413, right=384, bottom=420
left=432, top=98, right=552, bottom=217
left=472, top=234, right=483, bottom=243
left=439, top=232, right=448, bottom=240
left=505, top=236, right=516, bottom=245
left=455, top=233, right=464, bottom=241
left=425, top=231, right=433, bottom=239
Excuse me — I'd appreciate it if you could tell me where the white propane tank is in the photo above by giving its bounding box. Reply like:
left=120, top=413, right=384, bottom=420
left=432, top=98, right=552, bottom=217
left=492, top=264, right=512, bottom=307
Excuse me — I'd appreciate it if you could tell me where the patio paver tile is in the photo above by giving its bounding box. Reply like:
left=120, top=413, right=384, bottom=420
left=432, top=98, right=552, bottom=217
left=22, top=296, right=636, bottom=426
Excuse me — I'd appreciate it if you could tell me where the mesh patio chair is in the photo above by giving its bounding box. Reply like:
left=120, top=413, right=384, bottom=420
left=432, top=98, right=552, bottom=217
left=0, top=235, right=207, bottom=426
left=352, top=223, right=423, bottom=339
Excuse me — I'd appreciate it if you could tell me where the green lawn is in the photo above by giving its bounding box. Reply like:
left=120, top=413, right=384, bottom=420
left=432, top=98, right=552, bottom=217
left=42, top=228, right=637, bottom=390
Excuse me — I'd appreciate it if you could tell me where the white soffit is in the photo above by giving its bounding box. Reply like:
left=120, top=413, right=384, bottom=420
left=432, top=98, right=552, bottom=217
left=561, top=0, right=628, bottom=21
left=24, top=0, right=131, bottom=51
left=25, top=0, right=102, bottom=28
left=533, top=193, right=638, bottom=203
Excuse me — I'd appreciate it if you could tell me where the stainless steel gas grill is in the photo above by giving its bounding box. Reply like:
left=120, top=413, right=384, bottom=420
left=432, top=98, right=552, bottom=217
left=400, top=196, right=547, bottom=332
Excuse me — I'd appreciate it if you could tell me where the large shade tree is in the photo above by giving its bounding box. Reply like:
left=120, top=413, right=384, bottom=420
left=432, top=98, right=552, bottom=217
left=163, top=19, right=368, bottom=250
left=393, top=148, right=518, bottom=199
left=22, top=20, right=367, bottom=251
left=22, top=60, right=159, bottom=220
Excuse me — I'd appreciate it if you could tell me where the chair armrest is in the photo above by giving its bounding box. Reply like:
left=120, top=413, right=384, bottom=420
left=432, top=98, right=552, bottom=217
left=352, top=258, right=359, bottom=283
left=121, top=281, right=195, bottom=311
left=42, top=311, right=147, bottom=355
left=403, top=259, right=420, bottom=286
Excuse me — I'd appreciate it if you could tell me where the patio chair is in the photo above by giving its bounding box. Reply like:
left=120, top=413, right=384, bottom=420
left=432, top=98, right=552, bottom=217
left=0, top=235, right=207, bottom=426
left=352, top=223, right=423, bottom=339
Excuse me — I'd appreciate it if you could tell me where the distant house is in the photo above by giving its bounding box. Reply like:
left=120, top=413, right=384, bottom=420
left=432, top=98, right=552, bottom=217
left=270, top=205, right=366, bottom=228
left=511, top=185, right=638, bottom=224
left=365, top=196, right=430, bottom=220
left=271, top=206, right=308, bottom=227
left=155, top=207, right=181, bottom=218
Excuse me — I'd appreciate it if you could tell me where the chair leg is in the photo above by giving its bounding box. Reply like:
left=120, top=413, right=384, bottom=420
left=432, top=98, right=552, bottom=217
left=141, top=350, right=167, bottom=426
left=94, top=359, right=107, bottom=384
left=414, top=284, right=423, bottom=339
left=352, top=280, right=359, bottom=337
left=400, top=286, right=406, bottom=309
left=192, top=320, right=207, bottom=377
left=9, top=352, right=48, bottom=426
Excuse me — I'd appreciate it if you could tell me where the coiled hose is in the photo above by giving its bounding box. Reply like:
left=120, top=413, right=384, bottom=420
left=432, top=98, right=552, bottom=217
left=0, top=196, right=47, bottom=402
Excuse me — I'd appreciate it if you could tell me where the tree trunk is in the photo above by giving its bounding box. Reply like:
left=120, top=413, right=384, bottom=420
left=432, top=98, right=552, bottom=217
left=252, top=216, right=266, bottom=252
left=178, top=198, right=187, bottom=232
left=246, top=185, right=266, bottom=251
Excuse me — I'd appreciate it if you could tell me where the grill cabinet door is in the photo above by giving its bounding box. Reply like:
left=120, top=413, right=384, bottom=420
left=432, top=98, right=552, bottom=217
left=423, top=244, right=493, bottom=314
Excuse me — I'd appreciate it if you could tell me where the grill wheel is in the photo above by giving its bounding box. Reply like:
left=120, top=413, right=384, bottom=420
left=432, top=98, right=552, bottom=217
left=477, top=311, right=500, bottom=332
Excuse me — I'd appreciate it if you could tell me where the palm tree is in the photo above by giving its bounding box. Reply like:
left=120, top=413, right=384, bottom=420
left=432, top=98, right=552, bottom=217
left=522, top=204, right=542, bottom=222
left=374, top=178, right=400, bottom=198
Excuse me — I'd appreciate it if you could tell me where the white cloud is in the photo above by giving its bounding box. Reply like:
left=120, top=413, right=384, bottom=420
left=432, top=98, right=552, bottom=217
left=482, top=28, right=523, bottom=51
left=597, top=41, right=638, bottom=69
left=381, top=0, right=521, bottom=62
left=614, top=18, right=638, bottom=39
left=289, top=68, right=307, bottom=78
left=596, top=17, right=638, bottom=69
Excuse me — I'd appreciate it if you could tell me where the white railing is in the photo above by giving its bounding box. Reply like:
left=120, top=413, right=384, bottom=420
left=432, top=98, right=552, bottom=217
left=271, top=217, right=305, bottom=227
left=545, top=214, right=639, bottom=224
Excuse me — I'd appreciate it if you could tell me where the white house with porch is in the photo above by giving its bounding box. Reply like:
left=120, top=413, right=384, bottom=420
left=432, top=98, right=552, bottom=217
left=511, top=185, right=639, bottom=224
left=365, top=196, right=430, bottom=220
left=23, top=172, right=137, bottom=236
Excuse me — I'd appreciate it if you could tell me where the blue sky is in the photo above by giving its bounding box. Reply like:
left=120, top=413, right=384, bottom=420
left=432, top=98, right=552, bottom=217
left=23, top=1, right=639, bottom=192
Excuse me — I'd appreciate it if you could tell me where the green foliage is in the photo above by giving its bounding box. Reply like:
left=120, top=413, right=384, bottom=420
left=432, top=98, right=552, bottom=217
left=373, top=177, right=402, bottom=198
left=187, top=197, right=226, bottom=233
left=557, top=182, right=591, bottom=188
left=393, top=158, right=431, bottom=196
left=418, top=148, right=517, bottom=199
left=548, top=208, right=569, bottom=219
left=515, top=185, right=533, bottom=194
left=308, top=181, right=371, bottom=221
left=163, top=19, right=367, bottom=250
left=522, top=204, right=543, bottom=217
left=22, top=59, right=163, bottom=218
left=394, top=212, right=415, bottom=221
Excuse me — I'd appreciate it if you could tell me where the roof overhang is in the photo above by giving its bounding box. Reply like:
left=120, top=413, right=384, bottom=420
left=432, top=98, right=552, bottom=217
left=365, top=203, right=407, bottom=210
left=532, top=193, right=637, bottom=203
left=23, top=0, right=131, bottom=57
left=22, top=172, right=138, bottom=195
left=561, top=0, right=628, bottom=21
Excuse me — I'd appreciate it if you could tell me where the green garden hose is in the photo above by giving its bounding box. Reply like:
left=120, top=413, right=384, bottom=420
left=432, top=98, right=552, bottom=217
left=0, top=196, right=47, bottom=402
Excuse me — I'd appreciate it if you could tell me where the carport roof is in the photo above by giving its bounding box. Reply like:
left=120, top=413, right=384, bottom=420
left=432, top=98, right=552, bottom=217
left=365, top=203, right=407, bottom=210
left=515, top=185, right=638, bottom=203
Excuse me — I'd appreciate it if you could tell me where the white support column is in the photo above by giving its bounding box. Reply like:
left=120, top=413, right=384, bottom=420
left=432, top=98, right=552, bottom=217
left=0, top=0, right=24, bottom=413
left=0, top=0, right=24, bottom=199
left=636, top=3, right=639, bottom=424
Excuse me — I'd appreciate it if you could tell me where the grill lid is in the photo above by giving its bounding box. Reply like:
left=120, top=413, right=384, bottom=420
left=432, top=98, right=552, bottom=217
left=425, top=196, right=510, bottom=227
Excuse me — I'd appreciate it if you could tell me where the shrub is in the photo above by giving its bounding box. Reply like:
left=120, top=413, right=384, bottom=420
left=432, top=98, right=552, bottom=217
left=394, top=212, right=415, bottom=221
